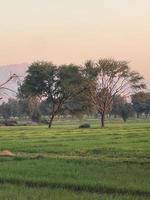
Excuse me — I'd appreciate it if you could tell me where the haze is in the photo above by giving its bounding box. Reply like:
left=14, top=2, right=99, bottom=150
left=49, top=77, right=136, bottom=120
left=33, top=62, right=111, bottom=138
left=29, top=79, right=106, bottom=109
left=0, top=0, right=150, bottom=83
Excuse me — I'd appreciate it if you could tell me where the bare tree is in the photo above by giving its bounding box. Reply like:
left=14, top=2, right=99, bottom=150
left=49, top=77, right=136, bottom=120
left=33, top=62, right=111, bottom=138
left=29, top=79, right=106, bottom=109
left=0, top=74, right=19, bottom=100
left=84, top=59, right=146, bottom=128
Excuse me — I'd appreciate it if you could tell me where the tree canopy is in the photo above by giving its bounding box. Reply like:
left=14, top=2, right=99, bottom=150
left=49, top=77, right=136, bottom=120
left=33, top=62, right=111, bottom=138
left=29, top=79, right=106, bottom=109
left=84, top=58, right=146, bottom=127
left=19, top=61, right=87, bottom=128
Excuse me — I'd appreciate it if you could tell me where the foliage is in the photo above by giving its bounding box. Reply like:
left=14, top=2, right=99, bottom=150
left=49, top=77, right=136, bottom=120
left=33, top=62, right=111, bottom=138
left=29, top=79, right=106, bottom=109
left=111, top=95, right=126, bottom=117
left=131, top=92, right=150, bottom=118
left=111, top=95, right=134, bottom=122
left=0, top=98, right=19, bottom=119
left=19, top=61, right=87, bottom=128
left=63, top=93, right=95, bottom=119
left=119, top=103, right=134, bottom=122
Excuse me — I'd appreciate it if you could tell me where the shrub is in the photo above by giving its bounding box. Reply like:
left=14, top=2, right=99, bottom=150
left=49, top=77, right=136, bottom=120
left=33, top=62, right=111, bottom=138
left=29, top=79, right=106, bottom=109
left=79, top=123, right=91, bottom=128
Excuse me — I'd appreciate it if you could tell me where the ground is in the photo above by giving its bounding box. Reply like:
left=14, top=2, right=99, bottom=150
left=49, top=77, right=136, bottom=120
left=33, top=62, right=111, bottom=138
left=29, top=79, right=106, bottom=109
left=0, top=119, right=150, bottom=200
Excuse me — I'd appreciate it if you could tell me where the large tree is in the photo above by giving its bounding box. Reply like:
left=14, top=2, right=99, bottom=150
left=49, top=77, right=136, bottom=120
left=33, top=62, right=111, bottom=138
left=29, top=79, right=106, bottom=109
left=84, top=59, right=146, bottom=127
left=19, top=61, right=86, bottom=128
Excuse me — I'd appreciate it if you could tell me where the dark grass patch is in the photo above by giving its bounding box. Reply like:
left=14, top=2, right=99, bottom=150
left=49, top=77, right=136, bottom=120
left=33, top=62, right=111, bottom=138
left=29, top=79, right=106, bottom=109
left=0, top=178, right=150, bottom=198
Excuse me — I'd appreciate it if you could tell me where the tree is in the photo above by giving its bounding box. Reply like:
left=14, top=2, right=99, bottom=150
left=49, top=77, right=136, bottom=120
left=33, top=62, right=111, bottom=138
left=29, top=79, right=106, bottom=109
left=84, top=59, right=146, bottom=128
left=0, top=102, right=12, bottom=120
left=145, top=93, right=150, bottom=118
left=111, top=95, right=126, bottom=118
left=119, top=103, right=134, bottom=122
left=0, top=98, right=26, bottom=120
left=0, top=74, right=18, bottom=100
left=27, top=96, right=41, bottom=122
left=6, top=98, right=19, bottom=117
left=19, top=61, right=86, bottom=128
left=131, top=92, right=150, bottom=118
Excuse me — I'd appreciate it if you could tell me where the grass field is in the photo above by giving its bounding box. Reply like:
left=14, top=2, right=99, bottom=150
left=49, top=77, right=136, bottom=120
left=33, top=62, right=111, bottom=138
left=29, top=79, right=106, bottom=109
left=0, top=119, right=150, bottom=199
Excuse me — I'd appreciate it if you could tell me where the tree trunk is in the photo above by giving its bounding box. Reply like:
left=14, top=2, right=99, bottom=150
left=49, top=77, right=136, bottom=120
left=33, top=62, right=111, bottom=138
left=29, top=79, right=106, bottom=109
left=101, top=112, right=105, bottom=128
left=48, top=101, right=63, bottom=128
left=137, top=113, right=140, bottom=118
left=48, top=113, right=55, bottom=128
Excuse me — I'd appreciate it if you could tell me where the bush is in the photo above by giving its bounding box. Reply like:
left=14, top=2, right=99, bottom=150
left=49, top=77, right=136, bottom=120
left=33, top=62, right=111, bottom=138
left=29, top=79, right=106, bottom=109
left=79, top=123, right=91, bottom=128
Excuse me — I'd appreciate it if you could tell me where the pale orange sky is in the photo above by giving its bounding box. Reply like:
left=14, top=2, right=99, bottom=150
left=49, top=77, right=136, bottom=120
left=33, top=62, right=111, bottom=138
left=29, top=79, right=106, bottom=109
left=0, top=0, right=150, bottom=82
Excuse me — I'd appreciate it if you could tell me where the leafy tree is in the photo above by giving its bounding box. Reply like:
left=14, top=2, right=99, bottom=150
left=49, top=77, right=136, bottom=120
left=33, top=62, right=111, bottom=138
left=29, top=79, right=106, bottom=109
left=7, top=98, right=19, bottom=117
left=0, top=98, right=19, bottom=120
left=145, top=93, right=150, bottom=118
left=111, top=96, right=134, bottom=122
left=27, top=96, right=41, bottom=122
left=84, top=59, right=146, bottom=127
left=111, top=95, right=126, bottom=118
left=131, top=92, right=150, bottom=118
left=119, top=103, right=134, bottom=122
left=19, top=61, right=86, bottom=128
left=0, top=102, right=11, bottom=120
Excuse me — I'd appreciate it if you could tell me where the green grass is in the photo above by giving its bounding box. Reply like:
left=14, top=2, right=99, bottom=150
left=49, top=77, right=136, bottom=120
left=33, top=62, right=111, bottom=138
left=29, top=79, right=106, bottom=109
left=1, top=184, right=149, bottom=200
left=0, top=119, right=150, bottom=199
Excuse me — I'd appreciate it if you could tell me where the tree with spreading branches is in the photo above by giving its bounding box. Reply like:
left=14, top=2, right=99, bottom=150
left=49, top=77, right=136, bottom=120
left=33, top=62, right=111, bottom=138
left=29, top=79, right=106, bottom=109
left=19, top=61, right=87, bottom=128
left=84, top=59, right=146, bottom=128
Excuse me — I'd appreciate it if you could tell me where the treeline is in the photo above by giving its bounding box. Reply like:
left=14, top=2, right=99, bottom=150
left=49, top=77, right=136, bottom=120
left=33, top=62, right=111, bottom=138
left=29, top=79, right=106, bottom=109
left=0, top=92, right=150, bottom=124
left=0, top=58, right=147, bottom=128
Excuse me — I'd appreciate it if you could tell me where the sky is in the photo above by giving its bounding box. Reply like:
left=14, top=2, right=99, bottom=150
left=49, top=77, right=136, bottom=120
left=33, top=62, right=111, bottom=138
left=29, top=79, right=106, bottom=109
left=0, top=0, right=150, bottom=83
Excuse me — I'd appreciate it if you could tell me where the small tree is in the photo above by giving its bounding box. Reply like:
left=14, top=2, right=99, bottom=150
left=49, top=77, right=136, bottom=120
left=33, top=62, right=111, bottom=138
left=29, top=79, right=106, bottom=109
left=0, top=102, right=11, bottom=120
left=119, top=103, right=134, bottom=122
left=111, top=95, right=134, bottom=122
left=84, top=59, right=146, bottom=128
left=131, top=92, right=150, bottom=118
left=111, top=95, right=126, bottom=118
left=19, top=61, right=86, bottom=128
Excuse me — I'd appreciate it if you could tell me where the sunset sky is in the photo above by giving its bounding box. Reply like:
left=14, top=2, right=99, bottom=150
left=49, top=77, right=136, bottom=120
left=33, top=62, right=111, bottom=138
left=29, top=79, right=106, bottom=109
left=0, top=0, right=150, bottom=82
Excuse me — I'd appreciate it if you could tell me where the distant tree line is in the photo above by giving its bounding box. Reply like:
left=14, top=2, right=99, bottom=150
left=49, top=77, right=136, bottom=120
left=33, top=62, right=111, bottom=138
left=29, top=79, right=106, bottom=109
left=1, top=91, right=150, bottom=124
left=0, top=59, right=147, bottom=128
